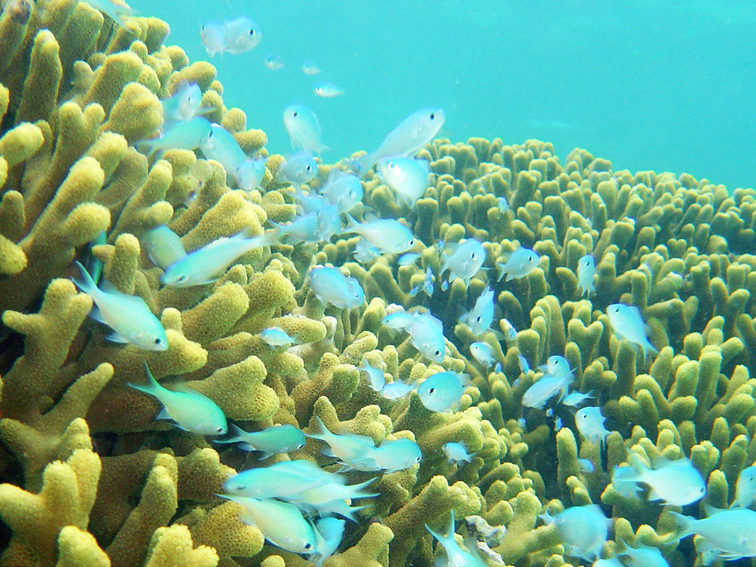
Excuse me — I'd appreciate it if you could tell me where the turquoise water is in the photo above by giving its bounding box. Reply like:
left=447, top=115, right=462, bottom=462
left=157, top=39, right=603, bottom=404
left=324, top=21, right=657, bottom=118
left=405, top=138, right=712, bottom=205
left=136, top=1, right=754, bottom=189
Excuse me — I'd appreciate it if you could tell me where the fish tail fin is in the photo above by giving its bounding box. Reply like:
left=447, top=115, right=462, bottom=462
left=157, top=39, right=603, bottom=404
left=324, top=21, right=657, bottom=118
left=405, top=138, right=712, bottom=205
left=71, top=260, right=97, bottom=294
left=128, top=363, right=162, bottom=396
left=349, top=154, right=373, bottom=179
left=668, top=511, right=695, bottom=538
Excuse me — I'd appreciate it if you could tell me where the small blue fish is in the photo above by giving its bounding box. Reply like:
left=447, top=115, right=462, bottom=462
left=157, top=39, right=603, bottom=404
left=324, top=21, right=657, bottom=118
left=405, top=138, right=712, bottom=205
left=543, top=504, right=610, bottom=562
left=518, top=354, right=530, bottom=374
left=72, top=262, right=168, bottom=350
left=316, top=204, right=342, bottom=242
left=611, top=465, right=643, bottom=500
left=577, top=458, right=595, bottom=473
left=381, top=309, right=417, bottom=330
left=293, top=186, right=328, bottom=214
left=200, top=21, right=225, bottom=57
left=311, top=517, right=345, bottom=567
left=270, top=213, right=320, bottom=244
left=561, top=390, right=594, bottom=407
left=460, top=286, right=495, bottom=336
left=575, top=406, right=610, bottom=446
left=440, top=239, right=486, bottom=288
left=351, top=438, right=421, bottom=473
left=410, top=266, right=434, bottom=297
left=379, top=380, right=415, bottom=400
left=359, top=358, right=386, bottom=392
left=539, top=355, right=572, bottom=380
left=161, top=82, right=209, bottom=123
left=733, top=466, right=756, bottom=508
left=407, top=312, right=446, bottom=362
left=284, top=104, right=326, bottom=155
left=264, top=54, right=284, bottom=70
left=319, top=171, right=363, bottom=212
left=443, top=441, right=472, bottom=464
left=130, top=364, right=227, bottom=435
left=496, top=246, right=539, bottom=282
left=576, top=255, right=596, bottom=297
left=142, top=117, right=212, bottom=155
left=260, top=326, right=298, bottom=347
left=398, top=252, right=420, bottom=266
left=521, top=368, right=574, bottom=409
left=376, top=156, right=430, bottom=207
left=161, top=231, right=273, bottom=287
left=671, top=507, right=756, bottom=562
left=314, top=82, right=344, bottom=98
left=276, top=151, right=318, bottom=185
left=501, top=318, right=518, bottom=342
left=302, top=60, right=321, bottom=75
left=142, top=225, right=186, bottom=271
left=308, top=266, right=365, bottom=309
left=216, top=424, right=305, bottom=458
left=222, top=495, right=316, bottom=554
left=341, top=214, right=415, bottom=254
left=619, top=545, right=669, bottom=567
left=469, top=341, right=495, bottom=368
left=223, top=460, right=331, bottom=498
left=352, top=108, right=445, bottom=177
left=199, top=123, right=264, bottom=191
left=417, top=371, right=464, bottom=412
left=624, top=453, right=706, bottom=506
left=607, top=304, right=658, bottom=359
left=306, top=416, right=375, bottom=463
left=353, top=237, right=381, bottom=263
left=426, top=510, right=488, bottom=567
left=222, top=16, right=262, bottom=54
left=498, top=195, right=510, bottom=214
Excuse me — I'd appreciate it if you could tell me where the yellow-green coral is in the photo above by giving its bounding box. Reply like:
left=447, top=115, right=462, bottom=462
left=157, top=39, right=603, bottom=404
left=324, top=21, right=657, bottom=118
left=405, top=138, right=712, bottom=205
left=0, top=1, right=755, bottom=566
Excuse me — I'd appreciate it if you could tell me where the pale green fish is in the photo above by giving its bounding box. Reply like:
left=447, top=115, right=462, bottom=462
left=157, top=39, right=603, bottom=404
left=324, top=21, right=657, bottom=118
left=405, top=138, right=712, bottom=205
left=311, top=517, right=345, bottom=567
left=443, top=441, right=472, bottom=464
left=308, top=266, right=365, bottom=309
left=576, top=254, right=596, bottom=297
left=341, top=214, right=415, bottom=253
left=223, top=16, right=262, bottom=54
left=607, top=303, right=658, bottom=359
left=376, top=156, right=430, bottom=207
left=142, top=225, right=186, bottom=270
left=270, top=213, right=320, bottom=244
left=469, top=342, right=495, bottom=368
left=302, top=60, right=321, bottom=75
left=611, top=465, right=643, bottom=500
left=72, top=261, right=168, bottom=351
left=316, top=204, right=342, bottom=242
left=381, top=309, right=417, bottom=330
left=284, top=104, right=326, bottom=155
left=348, top=438, right=421, bottom=473
left=359, top=357, right=386, bottom=391
left=352, top=107, right=445, bottom=177
left=129, top=364, right=227, bottom=435
left=417, top=371, right=464, bottom=411
left=142, top=117, right=212, bottom=155
left=275, top=151, right=318, bottom=185
left=575, top=406, right=610, bottom=446
left=222, top=495, right=315, bottom=554
left=259, top=326, right=298, bottom=347
left=561, top=390, right=593, bottom=408
left=440, top=238, right=486, bottom=288
left=624, top=453, right=706, bottom=506
left=199, top=124, right=264, bottom=190
left=496, top=246, right=539, bottom=282
left=264, top=54, right=284, bottom=70
left=161, top=82, right=210, bottom=124
left=521, top=371, right=573, bottom=409
left=409, top=266, right=434, bottom=297
left=200, top=21, right=225, bottom=57
left=543, top=504, right=610, bottom=562
left=426, top=510, right=488, bottom=567
left=222, top=460, right=333, bottom=499
left=671, top=507, right=756, bottom=562
left=619, top=545, right=669, bottom=567
left=379, top=380, right=415, bottom=400
left=407, top=311, right=446, bottom=362
left=538, top=355, right=572, bottom=380
left=215, top=423, right=305, bottom=458
left=306, top=416, right=375, bottom=462
left=353, top=237, right=381, bottom=264
left=314, top=82, right=344, bottom=98
left=293, top=186, right=328, bottom=214
left=161, top=231, right=274, bottom=287
left=398, top=252, right=420, bottom=266
left=459, top=286, right=494, bottom=336
left=733, top=465, right=756, bottom=508
left=319, top=172, right=363, bottom=212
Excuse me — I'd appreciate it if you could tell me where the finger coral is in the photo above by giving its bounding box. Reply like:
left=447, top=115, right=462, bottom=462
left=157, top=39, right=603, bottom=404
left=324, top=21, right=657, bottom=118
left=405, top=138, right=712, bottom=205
left=0, top=1, right=754, bottom=566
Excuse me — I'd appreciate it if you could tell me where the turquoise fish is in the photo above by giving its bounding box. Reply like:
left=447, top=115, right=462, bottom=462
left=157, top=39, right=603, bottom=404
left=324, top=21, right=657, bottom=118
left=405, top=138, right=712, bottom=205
left=544, top=504, right=610, bottom=562
left=284, top=104, right=326, bottom=155
left=443, top=441, right=472, bottom=464
left=440, top=238, right=486, bottom=288
left=417, top=371, right=464, bottom=412
left=142, top=117, right=212, bottom=155
left=671, top=507, right=756, bottom=562
left=376, top=156, right=430, bottom=207
left=733, top=465, right=756, bottom=508
left=216, top=423, right=304, bottom=458
left=575, top=406, right=610, bottom=446
left=607, top=303, right=658, bottom=358
left=308, top=266, right=365, bottom=309
left=496, top=246, right=539, bottom=282
left=576, top=255, right=596, bottom=297
left=426, top=510, right=488, bottom=567
left=341, top=214, right=415, bottom=254
left=130, top=364, right=227, bottom=435
left=72, top=261, right=168, bottom=350
left=142, top=225, right=186, bottom=270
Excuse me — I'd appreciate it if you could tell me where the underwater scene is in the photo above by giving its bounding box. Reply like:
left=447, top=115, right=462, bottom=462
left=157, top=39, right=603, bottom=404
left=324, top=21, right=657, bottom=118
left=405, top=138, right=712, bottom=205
left=0, top=1, right=755, bottom=566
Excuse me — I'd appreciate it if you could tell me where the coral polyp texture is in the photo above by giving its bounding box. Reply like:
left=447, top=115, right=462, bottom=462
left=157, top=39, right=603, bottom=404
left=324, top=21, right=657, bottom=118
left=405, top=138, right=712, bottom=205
left=1, top=1, right=755, bottom=566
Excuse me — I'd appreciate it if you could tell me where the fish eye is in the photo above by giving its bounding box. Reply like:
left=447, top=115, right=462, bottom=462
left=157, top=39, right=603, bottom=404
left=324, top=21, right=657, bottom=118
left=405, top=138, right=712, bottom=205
left=305, top=165, right=312, bottom=172
left=298, top=442, right=305, bottom=449
left=434, top=349, right=441, bottom=356
left=429, top=113, right=436, bottom=120
left=216, top=426, right=224, bottom=433
left=476, top=316, right=481, bottom=322
left=304, top=543, right=313, bottom=551
left=154, top=337, right=162, bottom=345
left=236, top=484, right=247, bottom=490
left=428, top=387, right=435, bottom=394
left=409, top=239, right=415, bottom=246
left=292, top=111, right=298, bottom=118
left=177, top=274, right=188, bottom=283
